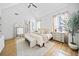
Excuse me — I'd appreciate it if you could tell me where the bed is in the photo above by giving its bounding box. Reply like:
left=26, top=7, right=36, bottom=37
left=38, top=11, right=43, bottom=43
left=24, top=33, right=52, bottom=47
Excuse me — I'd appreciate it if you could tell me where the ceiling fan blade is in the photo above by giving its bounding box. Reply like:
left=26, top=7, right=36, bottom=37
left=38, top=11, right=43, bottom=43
left=32, top=3, right=37, bottom=8
left=28, top=3, right=37, bottom=8
left=28, top=4, right=31, bottom=8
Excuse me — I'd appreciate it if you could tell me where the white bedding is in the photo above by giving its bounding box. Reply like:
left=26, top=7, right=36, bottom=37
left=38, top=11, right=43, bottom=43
left=25, top=33, right=37, bottom=47
left=25, top=33, right=52, bottom=47
left=31, top=33, right=44, bottom=47
left=41, top=34, right=52, bottom=44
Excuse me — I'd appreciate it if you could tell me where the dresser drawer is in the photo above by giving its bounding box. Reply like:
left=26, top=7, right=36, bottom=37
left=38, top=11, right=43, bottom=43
left=52, top=33, right=64, bottom=42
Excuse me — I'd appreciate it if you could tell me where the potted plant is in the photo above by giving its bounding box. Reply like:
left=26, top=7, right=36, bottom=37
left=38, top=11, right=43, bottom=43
left=67, top=11, right=79, bottom=50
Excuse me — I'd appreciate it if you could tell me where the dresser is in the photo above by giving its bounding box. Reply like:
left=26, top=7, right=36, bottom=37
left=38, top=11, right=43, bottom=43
left=52, top=32, right=64, bottom=42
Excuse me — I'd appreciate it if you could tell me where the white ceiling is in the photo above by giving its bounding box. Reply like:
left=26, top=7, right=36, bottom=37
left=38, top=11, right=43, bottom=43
left=29, top=3, right=79, bottom=18
left=0, top=3, right=79, bottom=18
left=0, top=3, right=18, bottom=10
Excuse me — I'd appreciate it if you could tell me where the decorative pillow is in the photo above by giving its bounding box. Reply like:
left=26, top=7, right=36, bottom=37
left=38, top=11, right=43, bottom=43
left=37, top=28, right=51, bottom=34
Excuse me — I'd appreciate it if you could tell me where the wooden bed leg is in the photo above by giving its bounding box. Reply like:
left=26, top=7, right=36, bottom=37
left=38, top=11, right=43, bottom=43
left=42, top=43, right=45, bottom=47
left=40, top=43, right=45, bottom=47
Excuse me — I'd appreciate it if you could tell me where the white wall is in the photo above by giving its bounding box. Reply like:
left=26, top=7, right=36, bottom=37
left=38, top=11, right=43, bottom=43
left=1, top=4, right=36, bottom=39
left=0, top=10, right=1, bottom=15
left=40, top=15, right=52, bottom=31
left=39, top=3, right=79, bottom=32
left=0, top=10, right=2, bottom=35
left=0, top=10, right=1, bottom=31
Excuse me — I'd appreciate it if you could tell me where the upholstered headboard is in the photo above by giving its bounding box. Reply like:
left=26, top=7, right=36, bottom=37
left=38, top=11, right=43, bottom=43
left=37, top=28, right=51, bottom=34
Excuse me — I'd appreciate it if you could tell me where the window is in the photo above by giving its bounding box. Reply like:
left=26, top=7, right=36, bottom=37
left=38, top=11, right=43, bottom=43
left=53, top=12, right=69, bottom=33
left=36, top=21, right=40, bottom=31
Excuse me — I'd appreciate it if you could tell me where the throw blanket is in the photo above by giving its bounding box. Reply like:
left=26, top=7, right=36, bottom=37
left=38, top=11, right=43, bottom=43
left=42, top=34, right=52, bottom=44
left=31, top=33, right=44, bottom=47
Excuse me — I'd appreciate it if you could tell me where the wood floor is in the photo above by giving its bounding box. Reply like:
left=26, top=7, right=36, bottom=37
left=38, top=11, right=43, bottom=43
left=0, top=38, right=78, bottom=56
left=44, top=40, right=78, bottom=56
left=0, top=39, right=16, bottom=56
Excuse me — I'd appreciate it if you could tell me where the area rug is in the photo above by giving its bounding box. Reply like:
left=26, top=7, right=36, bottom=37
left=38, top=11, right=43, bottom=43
left=16, top=38, right=54, bottom=56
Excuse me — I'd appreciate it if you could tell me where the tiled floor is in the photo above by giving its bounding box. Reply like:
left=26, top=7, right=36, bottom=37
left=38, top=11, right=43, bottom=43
left=0, top=39, right=78, bottom=56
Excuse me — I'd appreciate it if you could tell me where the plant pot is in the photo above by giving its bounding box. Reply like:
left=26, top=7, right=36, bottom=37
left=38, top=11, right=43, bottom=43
left=68, top=42, right=78, bottom=50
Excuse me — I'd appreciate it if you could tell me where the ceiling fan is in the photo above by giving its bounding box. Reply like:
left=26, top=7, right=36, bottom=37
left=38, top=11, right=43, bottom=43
left=28, top=3, right=37, bottom=8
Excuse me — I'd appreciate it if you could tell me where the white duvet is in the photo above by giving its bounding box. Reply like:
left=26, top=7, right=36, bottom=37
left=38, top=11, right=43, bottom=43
left=25, top=33, right=52, bottom=47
